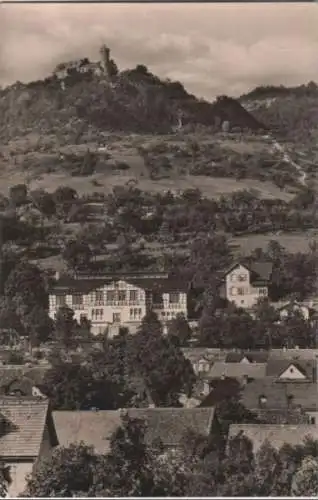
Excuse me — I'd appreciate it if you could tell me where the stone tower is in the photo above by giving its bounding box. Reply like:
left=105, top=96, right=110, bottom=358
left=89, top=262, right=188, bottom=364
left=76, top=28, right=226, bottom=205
left=100, top=44, right=111, bottom=76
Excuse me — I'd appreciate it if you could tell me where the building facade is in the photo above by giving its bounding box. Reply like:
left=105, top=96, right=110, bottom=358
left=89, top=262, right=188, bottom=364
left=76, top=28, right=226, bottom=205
left=219, top=262, right=272, bottom=309
left=49, top=272, right=188, bottom=335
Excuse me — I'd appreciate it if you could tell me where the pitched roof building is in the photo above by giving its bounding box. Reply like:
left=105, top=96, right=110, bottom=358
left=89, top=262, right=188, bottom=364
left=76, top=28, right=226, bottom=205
left=53, top=407, right=216, bottom=454
left=0, top=397, right=58, bottom=496
left=49, top=272, right=188, bottom=336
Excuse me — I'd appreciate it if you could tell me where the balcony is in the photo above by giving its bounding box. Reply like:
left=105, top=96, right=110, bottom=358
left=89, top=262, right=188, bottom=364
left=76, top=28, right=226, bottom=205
left=153, top=303, right=183, bottom=310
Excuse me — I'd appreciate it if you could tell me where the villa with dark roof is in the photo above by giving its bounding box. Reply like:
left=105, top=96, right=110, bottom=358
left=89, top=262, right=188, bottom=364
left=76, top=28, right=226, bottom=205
left=49, top=272, right=188, bottom=335
left=218, top=261, right=273, bottom=309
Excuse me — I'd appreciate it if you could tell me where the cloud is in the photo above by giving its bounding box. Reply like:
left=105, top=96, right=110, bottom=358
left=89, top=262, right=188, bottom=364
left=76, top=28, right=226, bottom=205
left=1, top=2, right=318, bottom=99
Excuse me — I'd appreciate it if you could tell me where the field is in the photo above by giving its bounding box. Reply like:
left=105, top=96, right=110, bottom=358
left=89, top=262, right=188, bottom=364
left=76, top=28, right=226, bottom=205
left=231, top=231, right=318, bottom=255
left=0, top=132, right=297, bottom=202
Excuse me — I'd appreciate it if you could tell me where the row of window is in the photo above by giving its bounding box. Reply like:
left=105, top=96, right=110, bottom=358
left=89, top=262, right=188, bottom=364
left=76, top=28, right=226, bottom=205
left=229, top=287, right=267, bottom=297
left=90, top=308, right=144, bottom=322
left=55, top=290, right=181, bottom=307
left=230, top=273, right=248, bottom=282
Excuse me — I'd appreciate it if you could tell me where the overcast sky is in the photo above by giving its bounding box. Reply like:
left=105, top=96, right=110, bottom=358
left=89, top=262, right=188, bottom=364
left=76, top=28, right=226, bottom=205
left=1, top=2, right=317, bottom=99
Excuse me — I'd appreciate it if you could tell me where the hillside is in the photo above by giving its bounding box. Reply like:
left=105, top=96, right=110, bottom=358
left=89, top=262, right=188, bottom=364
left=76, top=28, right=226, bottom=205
left=0, top=50, right=315, bottom=199
left=0, top=60, right=265, bottom=143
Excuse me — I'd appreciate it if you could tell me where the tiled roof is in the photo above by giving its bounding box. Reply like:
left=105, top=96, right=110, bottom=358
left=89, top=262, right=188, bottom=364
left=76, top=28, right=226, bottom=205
left=252, top=408, right=310, bottom=425
left=0, top=397, right=51, bottom=458
left=53, top=408, right=215, bottom=453
left=199, top=378, right=241, bottom=407
left=225, top=351, right=269, bottom=363
left=241, top=377, right=318, bottom=411
left=127, top=408, right=215, bottom=446
left=265, top=359, right=315, bottom=381
left=53, top=410, right=122, bottom=455
left=181, top=348, right=226, bottom=364
left=228, top=424, right=318, bottom=453
left=207, top=362, right=267, bottom=380
left=269, top=349, right=318, bottom=360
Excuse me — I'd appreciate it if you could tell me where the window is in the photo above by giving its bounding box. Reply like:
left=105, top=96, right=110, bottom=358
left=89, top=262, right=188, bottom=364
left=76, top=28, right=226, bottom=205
left=310, top=417, right=316, bottom=425
left=56, top=295, right=66, bottom=307
left=92, top=309, right=104, bottom=321
left=237, top=287, right=245, bottom=296
left=129, top=290, right=138, bottom=302
left=95, top=290, right=104, bottom=305
left=169, top=292, right=180, bottom=304
left=72, top=295, right=83, bottom=307
left=106, top=290, right=116, bottom=303
left=258, top=288, right=267, bottom=296
left=130, top=308, right=142, bottom=320
left=230, top=274, right=236, bottom=282
left=113, top=313, right=121, bottom=324
left=230, top=287, right=237, bottom=296
left=118, top=290, right=126, bottom=302
left=80, top=313, right=88, bottom=322
left=238, top=274, right=247, bottom=282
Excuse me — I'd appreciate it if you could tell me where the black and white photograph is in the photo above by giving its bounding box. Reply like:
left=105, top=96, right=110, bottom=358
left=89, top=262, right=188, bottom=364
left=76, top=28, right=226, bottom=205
left=0, top=1, right=318, bottom=497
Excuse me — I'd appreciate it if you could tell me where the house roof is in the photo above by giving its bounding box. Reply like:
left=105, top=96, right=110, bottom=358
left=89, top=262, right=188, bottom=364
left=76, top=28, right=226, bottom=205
left=265, top=359, right=315, bottom=381
left=251, top=408, right=310, bottom=425
left=221, top=261, right=273, bottom=282
left=199, top=378, right=241, bottom=407
left=181, top=348, right=226, bottom=364
left=228, top=424, right=318, bottom=453
left=0, top=397, right=56, bottom=459
left=241, top=377, right=318, bottom=411
left=49, top=274, right=188, bottom=295
left=269, top=349, right=318, bottom=360
left=225, top=351, right=269, bottom=363
left=53, top=408, right=215, bottom=453
left=206, top=362, right=267, bottom=380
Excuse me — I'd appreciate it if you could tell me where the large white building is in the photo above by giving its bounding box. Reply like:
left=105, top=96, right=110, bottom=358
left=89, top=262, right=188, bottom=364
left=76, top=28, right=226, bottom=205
left=49, top=272, right=188, bottom=335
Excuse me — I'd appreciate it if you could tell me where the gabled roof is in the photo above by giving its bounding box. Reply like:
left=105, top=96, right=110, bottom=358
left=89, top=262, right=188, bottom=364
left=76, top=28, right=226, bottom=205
left=0, top=397, right=58, bottom=459
left=266, top=359, right=315, bottom=381
left=228, top=424, right=318, bottom=453
left=225, top=351, right=269, bottom=364
left=53, top=407, right=215, bottom=453
left=221, top=261, right=273, bottom=282
left=241, top=377, right=318, bottom=411
left=207, top=362, right=267, bottom=380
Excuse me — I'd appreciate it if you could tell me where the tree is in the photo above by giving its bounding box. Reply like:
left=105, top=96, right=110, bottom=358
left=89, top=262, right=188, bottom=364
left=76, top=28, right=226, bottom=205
left=23, top=416, right=192, bottom=497
left=62, top=240, right=92, bottom=270
left=292, top=456, right=318, bottom=496
left=23, top=305, right=54, bottom=346
left=167, top=313, right=192, bottom=347
left=4, top=262, right=48, bottom=316
left=53, top=306, right=78, bottom=348
left=23, top=443, right=100, bottom=497
left=127, top=312, right=196, bottom=406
